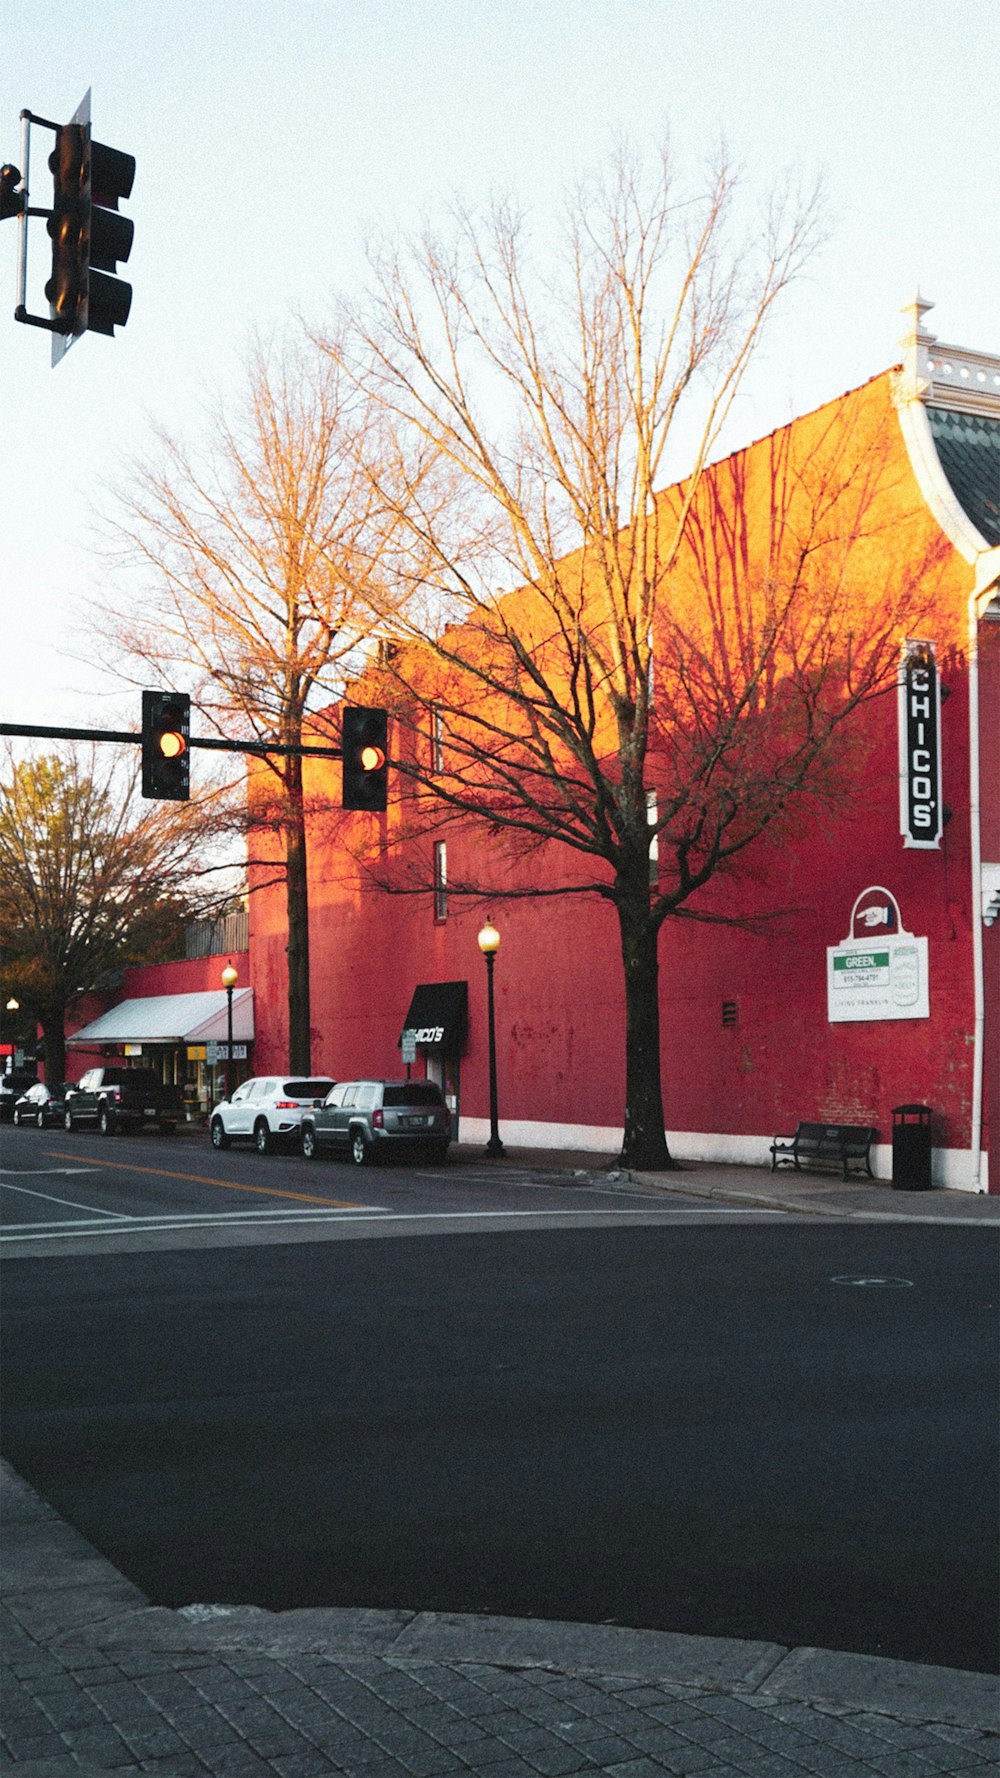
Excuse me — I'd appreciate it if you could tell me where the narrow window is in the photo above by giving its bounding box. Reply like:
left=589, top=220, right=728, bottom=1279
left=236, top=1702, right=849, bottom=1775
left=722, top=1000, right=738, bottom=1028
left=433, top=840, right=447, bottom=920
left=431, top=705, right=445, bottom=774
left=646, top=789, right=659, bottom=887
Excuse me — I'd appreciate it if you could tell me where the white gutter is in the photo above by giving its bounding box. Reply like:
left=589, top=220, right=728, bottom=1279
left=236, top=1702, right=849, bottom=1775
left=969, top=549, right=1000, bottom=1191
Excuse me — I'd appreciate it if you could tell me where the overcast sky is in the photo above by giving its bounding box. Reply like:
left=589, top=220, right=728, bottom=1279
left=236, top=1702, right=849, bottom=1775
left=2, top=0, right=998, bottom=735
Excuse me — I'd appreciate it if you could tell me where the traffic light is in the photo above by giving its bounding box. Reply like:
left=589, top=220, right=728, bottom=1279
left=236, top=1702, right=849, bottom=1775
left=141, top=691, right=190, bottom=801
left=44, top=89, right=134, bottom=363
left=342, top=706, right=388, bottom=811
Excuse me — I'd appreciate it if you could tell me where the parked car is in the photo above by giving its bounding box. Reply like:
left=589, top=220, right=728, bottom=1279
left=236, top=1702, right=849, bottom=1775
left=210, top=1076, right=336, bottom=1153
left=0, top=1070, right=40, bottom=1122
left=63, top=1067, right=185, bottom=1135
left=300, top=1078, right=451, bottom=1166
left=12, top=1080, right=70, bottom=1128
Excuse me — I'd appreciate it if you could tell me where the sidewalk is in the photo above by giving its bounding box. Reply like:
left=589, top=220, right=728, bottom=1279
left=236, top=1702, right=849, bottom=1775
left=450, top=1143, right=1000, bottom=1225
left=3, top=1460, right=997, bottom=1778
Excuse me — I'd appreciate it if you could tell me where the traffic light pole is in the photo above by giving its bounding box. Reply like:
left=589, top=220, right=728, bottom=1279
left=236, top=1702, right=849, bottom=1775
left=0, top=722, right=344, bottom=760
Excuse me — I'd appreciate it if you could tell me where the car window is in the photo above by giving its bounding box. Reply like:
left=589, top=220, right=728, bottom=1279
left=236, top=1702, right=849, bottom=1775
left=78, top=1072, right=95, bottom=1090
left=340, top=1085, right=358, bottom=1108
left=356, top=1082, right=378, bottom=1109
left=323, top=1084, right=344, bottom=1107
left=232, top=1082, right=254, bottom=1103
left=383, top=1083, right=443, bottom=1107
left=249, top=1079, right=275, bottom=1099
left=284, top=1079, right=334, bottom=1098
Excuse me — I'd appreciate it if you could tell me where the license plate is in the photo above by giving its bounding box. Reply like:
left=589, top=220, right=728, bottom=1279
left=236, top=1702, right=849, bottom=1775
left=404, top=1115, right=428, bottom=1128
left=143, top=1106, right=156, bottom=1116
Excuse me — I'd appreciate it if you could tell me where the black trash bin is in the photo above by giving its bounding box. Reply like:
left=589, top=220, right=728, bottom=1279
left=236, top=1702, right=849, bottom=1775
left=892, top=1103, right=933, bottom=1191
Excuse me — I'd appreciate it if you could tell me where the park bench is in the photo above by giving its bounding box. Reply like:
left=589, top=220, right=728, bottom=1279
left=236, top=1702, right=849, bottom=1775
left=769, top=1121, right=878, bottom=1181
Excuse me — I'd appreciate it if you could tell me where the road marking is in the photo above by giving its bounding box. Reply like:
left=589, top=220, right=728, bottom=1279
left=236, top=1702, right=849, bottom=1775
left=0, top=1182, right=131, bottom=1218
left=0, top=1168, right=102, bottom=1176
left=830, top=1274, right=915, bottom=1288
left=2, top=1207, right=389, bottom=1240
left=37, top=1150, right=366, bottom=1208
left=0, top=1203, right=786, bottom=1246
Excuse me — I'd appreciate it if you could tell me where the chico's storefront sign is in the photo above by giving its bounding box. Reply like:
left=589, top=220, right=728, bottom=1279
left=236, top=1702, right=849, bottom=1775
left=898, top=639, right=942, bottom=848
left=403, top=1025, right=446, bottom=1046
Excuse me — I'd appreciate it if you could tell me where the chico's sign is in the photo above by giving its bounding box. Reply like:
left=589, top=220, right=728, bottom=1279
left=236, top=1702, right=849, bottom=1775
left=898, top=639, right=942, bottom=848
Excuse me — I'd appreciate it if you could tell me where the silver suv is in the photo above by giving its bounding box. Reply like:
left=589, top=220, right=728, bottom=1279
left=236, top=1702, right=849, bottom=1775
left=210, top=1075, right=335, bottom=1153
left=300, top=1078, right=451, bottom=1166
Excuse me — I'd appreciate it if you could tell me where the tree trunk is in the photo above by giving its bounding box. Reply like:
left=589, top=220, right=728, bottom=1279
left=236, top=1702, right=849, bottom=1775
left=41, top=1009, right=67, bottom=1087
left=617, top=884, right=677, bottom=1170
left=285, top=761, right=311, bottom=1075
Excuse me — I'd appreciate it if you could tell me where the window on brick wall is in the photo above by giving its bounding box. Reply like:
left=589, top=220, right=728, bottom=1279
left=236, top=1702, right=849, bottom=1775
left=433, top=840, right=447, bottom=920
left=647, top=789, right=659, bottom=887
left=431, top=704, right=444, bottom=774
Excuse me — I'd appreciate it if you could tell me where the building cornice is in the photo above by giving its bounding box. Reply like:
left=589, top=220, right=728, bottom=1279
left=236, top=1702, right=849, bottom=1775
left=893, top=295, right=1000, bottom=599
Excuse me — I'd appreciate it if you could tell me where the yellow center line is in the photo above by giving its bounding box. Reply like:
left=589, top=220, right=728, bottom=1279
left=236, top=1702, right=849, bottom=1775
left=40, top=1150, right=365, bottom=1209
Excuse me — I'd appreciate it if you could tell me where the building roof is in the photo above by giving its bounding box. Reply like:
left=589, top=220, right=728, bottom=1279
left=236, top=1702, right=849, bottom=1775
left=68, top=988, right=254, bottom=1046
left=926, top=408, right=1000, bottom=547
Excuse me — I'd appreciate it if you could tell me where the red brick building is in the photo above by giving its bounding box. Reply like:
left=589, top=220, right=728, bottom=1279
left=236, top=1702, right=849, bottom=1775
left=73, top=300, right=1000, bottom=1190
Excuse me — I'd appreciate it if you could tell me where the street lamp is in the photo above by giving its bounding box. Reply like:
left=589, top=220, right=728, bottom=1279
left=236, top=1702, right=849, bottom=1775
left=477, top=919, right=505, bottom=1157
left=221, top=961, right=238, bottom=1101
left=4, top=999, right=19, bottom=1074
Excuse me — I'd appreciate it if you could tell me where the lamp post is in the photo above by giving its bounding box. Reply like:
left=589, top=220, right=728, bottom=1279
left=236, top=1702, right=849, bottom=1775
left=221, top=961, right=238, bottom=1101
left=477, top=919, right=505, bottom=1157
left=4, top=998, right=19, bottom=1073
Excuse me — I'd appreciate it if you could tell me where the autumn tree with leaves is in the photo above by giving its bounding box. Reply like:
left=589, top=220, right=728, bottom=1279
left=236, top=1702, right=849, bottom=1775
left=329, top=145, right=948, bottom=1168
left=0, top=748, right=217, bottom=1083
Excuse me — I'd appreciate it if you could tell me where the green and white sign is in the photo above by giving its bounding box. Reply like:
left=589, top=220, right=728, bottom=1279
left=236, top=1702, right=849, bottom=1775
left=827, top=887, right=929, bottom=1022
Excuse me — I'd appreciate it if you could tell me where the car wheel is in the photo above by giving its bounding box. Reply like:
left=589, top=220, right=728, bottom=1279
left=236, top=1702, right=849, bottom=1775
left=301, top=1125, right=318, bottom=1160
left=350, top=1127, right=371, bottom=1167
left=254, top=1119, right=271, bottom=1155
left=98, top=1105, right=114, bottom=1137
left=13, top=1107, right=21, bottom=1126
left=64, top=1108, right=74, bottom=1132
left=210, top=1117, right=229, bottom=1150
left=37, top=1108, right=46, bottom=1129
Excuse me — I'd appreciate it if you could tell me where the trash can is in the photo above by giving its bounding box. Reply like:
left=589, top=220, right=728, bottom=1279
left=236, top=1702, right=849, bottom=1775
left=892, top=1104, right=933, bottom=1191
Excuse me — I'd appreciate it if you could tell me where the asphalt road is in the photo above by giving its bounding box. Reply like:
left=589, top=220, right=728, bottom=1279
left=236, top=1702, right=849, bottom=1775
left=1, top=1125, right=996, bottom=1677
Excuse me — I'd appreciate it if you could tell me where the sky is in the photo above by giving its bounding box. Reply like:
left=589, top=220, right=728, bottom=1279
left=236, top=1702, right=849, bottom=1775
left=2, top=0, right=998, bottom=737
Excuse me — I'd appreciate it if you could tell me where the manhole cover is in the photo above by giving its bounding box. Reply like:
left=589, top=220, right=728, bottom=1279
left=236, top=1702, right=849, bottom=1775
left=830, top=1275, right=914, bottom=1289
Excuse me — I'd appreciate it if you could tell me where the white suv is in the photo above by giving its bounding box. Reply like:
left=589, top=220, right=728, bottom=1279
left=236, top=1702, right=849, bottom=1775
left=210, top=1075, right=335, bottom=1153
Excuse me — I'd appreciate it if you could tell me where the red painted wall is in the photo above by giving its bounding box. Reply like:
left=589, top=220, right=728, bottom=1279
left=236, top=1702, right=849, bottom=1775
left=123, top=954, right=250, bottom=999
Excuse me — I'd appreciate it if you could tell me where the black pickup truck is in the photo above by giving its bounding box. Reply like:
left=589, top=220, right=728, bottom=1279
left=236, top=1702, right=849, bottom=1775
left=63, top=1066, right=184, bottom=1135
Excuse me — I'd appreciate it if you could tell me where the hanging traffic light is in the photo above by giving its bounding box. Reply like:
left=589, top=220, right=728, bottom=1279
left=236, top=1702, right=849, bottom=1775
left=342, top=706, right=388, bottom=811
left=141, top=691, right=190, bottom=801
left=42, top=90, right=134, bottom=363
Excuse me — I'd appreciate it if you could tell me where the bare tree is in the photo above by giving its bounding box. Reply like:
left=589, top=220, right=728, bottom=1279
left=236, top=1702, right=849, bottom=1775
left=0, top=747, right=217, bottom=1083
left=102, top=336, right=402, bottom=1071
left=327, top=144, right=947, bottom=1168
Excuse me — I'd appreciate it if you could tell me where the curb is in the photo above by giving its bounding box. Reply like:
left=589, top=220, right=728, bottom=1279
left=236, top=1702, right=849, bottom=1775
left=4, top=1462, right=997, bottom=1735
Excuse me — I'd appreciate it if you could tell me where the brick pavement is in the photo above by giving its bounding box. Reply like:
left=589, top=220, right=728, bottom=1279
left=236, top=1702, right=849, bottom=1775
left=2, top=1461, right=997, bottom=1778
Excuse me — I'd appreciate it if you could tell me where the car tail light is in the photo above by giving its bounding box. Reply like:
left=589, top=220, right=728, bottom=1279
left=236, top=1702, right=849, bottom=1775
left=275, top=1099, right=298, bottom=1109
left=373, top=1109, right=384, bottom=1129
left=111, top=1088, right=121, bottom=1104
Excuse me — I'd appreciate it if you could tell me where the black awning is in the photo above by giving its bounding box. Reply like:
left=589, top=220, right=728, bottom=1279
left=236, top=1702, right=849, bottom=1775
left=400, top=981, right=468, bottom=1050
